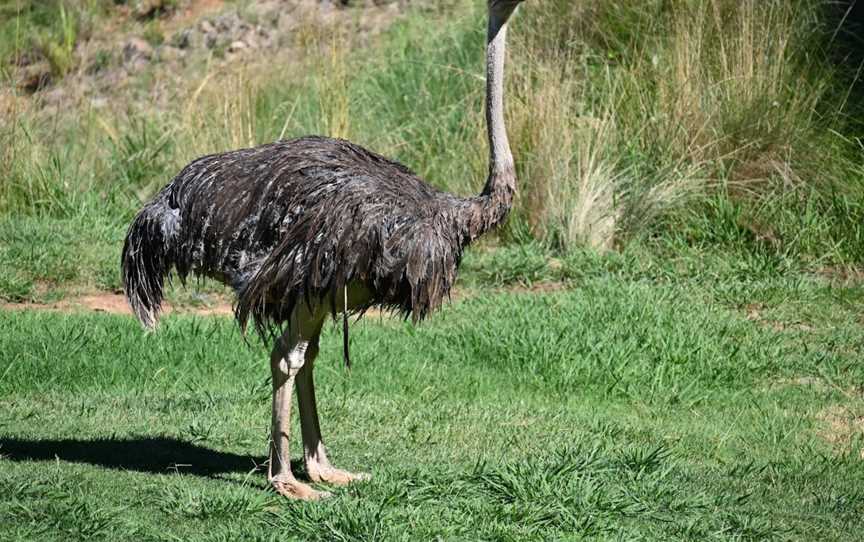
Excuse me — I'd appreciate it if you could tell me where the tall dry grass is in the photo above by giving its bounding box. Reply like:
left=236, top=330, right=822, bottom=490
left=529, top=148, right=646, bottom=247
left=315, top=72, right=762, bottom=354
left=508, top=59, right=621, bottom=251
left=1, top=0, right=859, bottom=263
left=507, top=0, right=846, bottom=250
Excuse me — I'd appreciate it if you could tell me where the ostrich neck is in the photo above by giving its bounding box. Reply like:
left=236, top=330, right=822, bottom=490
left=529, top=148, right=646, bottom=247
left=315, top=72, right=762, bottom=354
left=460, top=13, right=516, bottom=243
left=484, top=16, right=514, bottom=190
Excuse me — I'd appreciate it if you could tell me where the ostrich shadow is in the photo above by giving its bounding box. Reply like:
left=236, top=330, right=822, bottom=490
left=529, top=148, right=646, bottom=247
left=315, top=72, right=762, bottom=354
left=0, top=436, right=288, bottom=480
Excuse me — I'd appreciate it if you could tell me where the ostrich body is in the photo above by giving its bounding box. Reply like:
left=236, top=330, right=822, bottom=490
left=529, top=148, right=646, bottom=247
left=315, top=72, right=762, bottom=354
left=122, top=0, right=523, bottom=500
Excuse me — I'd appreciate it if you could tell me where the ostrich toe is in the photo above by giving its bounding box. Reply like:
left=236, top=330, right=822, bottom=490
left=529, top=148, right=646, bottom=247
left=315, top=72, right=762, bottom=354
left=271, top=477, right=332, bottom=500
left=307, top=465, right=371, bottom=486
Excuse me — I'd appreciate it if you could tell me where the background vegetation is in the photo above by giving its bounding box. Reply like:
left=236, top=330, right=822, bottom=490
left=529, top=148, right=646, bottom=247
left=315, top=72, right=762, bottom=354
left=1, top=0, right=863, bottom=301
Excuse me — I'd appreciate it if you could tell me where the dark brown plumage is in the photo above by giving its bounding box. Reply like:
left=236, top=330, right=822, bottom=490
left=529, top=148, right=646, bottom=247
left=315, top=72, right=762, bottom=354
left=122, top=135, right=513, bottom=337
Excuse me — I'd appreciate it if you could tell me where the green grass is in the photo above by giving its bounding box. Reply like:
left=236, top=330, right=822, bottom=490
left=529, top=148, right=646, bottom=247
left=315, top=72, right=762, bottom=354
left=2, top=275, right=863, bottom=540
left=0, top=0, right=111, bottom=76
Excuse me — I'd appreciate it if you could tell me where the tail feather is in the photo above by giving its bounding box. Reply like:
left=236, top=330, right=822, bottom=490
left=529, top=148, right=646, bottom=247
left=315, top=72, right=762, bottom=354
left=121, top=198, right=179, bottom=330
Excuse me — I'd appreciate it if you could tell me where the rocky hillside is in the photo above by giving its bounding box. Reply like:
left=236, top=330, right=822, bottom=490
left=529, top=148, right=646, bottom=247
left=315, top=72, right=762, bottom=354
left=4, top=0, right=405, bottom=116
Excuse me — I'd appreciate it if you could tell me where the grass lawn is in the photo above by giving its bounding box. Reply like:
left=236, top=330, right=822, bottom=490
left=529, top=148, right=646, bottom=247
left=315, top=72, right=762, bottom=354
left=1, top=272, right=863, bottom=541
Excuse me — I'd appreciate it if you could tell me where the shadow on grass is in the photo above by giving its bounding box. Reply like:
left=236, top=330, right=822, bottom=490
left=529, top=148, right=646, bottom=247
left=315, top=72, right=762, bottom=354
left=0, top=436, right=268, bottom=478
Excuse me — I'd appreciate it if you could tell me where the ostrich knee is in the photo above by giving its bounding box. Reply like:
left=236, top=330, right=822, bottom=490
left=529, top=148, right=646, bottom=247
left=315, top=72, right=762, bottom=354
left=276, top=339, right=312, bottom=378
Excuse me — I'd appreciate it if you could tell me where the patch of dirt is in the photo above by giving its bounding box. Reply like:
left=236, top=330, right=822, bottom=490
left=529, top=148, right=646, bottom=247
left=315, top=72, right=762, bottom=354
left=0, top=288, right=468, bottom=318
left=815, top=265, right=864, bottom=285
left=817, top=405, right=864, bottom=459
left=0, top=284, right=550, bottom=318
left=497, top=281, right=570, bottom=296
left=743, top=302, right=813, bottom=332
left=766, top=376, right=830, bottom=392
left=0, top=293, right=233, bottom=317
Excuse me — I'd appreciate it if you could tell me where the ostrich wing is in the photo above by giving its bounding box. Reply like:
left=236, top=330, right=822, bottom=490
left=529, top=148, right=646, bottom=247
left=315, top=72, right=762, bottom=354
left=161, top=136, right=467, bottom=337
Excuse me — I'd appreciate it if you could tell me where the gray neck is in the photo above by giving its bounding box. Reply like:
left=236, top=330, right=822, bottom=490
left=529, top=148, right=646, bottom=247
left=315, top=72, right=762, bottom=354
left=482, top=14, right=515, bottom=196
left=457, top=10, right=517, bottom=243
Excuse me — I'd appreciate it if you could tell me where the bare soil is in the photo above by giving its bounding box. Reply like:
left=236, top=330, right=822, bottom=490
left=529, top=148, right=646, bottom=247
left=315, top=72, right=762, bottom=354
left=0, top=292, right=233, bottom=317
left=0, top=280, right=572, bottom=317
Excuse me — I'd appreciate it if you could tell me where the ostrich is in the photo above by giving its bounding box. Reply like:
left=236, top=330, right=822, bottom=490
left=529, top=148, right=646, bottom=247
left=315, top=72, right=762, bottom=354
left=122, top=0, right=525, bottom=500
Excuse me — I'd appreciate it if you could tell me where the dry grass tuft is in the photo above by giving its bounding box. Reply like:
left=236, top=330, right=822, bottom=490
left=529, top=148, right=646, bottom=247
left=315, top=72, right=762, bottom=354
left=180, top=68, right=259, bottom=158
left=817, top=405, right=864, bottom=458
left=510, top=64, right=622, bottom=250
left=503, top=0, right=841, bottom=250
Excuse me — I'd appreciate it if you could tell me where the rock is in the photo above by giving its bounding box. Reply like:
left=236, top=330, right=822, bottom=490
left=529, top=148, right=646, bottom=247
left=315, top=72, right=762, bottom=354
left=318, top=0, right=338, bottom=13
left=199, top=20, right=215, bottom=34
left=205, top=32, right=219, bottom=49
left=134, top=0, right=157, bottom=19
left=242, top=30, right=261, bottom=49
left=214, top=12, right=242, bottom=33
left=228, top=41, right=247, bottom=53
left=123, top=37, right=154, bottom=63
left=18, top=61, right=52, bottom=93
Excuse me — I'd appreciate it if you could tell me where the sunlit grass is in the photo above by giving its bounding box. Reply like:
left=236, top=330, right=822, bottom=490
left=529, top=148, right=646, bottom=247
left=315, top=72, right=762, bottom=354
left=1, top=282, right=863, bottom=540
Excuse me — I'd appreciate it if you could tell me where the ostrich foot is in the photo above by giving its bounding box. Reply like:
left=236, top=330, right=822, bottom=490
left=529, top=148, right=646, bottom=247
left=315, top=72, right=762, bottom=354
left=307, top=465, right=371, bottom=486
left=270, top=476, right=331, bottom=500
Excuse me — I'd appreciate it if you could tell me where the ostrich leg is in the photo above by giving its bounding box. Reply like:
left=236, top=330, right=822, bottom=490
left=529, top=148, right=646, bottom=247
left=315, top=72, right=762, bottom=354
left=296, top=352, right=369, bottom=485
left=268, top=305, right=328, bottom=500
